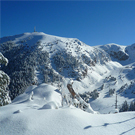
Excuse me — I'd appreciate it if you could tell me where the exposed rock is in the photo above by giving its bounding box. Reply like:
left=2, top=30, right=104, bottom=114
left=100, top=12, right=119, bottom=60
left=110, top=51, right=129, bottom=61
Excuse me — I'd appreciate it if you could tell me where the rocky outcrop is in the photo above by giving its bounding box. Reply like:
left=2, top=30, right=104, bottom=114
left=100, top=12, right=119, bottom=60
left=110, top=50, right=129, bottom=60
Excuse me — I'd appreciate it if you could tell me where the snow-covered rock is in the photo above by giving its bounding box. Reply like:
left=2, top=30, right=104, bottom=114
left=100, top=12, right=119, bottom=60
left=96, top=43, right=129, bottom=61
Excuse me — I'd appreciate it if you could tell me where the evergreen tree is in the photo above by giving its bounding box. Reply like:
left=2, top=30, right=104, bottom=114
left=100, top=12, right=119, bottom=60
left=129, top=101, right=135, bottom=111
left=119, top=100, right=129, bottom=112
left=0, top=53, right=11, bottom=106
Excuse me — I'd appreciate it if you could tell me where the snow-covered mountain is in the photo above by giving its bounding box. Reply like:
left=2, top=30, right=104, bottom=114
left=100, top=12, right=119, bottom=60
left=1, top=32, right=135, bottom=135
left=0, top=32, right=110, bottom=99
left=0, top=32, right=135, bottom=113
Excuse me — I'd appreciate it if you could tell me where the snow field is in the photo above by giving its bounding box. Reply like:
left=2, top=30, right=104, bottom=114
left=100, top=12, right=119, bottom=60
left=0, top=83, right=135, bottom=135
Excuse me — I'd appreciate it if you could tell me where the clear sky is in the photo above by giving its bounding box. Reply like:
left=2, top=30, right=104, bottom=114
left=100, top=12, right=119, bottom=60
left=1, top=1, right=135, bottom=46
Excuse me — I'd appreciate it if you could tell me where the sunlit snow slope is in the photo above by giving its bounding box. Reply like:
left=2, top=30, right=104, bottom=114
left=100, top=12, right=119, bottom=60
left=0, top=84, right=135, bottom=135
left=0, top=32, right=135, bottom=114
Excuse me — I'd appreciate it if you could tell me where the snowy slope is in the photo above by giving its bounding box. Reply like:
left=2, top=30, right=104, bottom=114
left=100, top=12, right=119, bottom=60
left=0, top=32, right=110, bottom=99
left=0, top=84, right=135, bottom=135
left=0, top=32, right=135, bottom=113
left=97, top=43, right=135, bottom=66
left=96, top=43, right=128, bottom=61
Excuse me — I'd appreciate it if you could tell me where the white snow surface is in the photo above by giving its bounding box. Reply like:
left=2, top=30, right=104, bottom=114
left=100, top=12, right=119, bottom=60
left=1, top=84, right=135, bottom=135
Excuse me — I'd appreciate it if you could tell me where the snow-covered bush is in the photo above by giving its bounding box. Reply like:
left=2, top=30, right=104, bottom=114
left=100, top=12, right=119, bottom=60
left=79, top=89, right=99, bottom=102
left=90, top=90, right=99, bottom=99
left=109, top=89, right=115, bottom=96
left=80, top=89, right=99, bottom=102
left=119, top=83, right=128, bottom=93
left=0, top=53, right=11, bottom=106
left=81, top=54, right=93, bottom=66
left=61, top=94, right=71, bottom=107
left=29, top=91, right=34, bottom=101
left=79, top=93, right=90, bottom=103
left=105, top=75, right=116, bottom=82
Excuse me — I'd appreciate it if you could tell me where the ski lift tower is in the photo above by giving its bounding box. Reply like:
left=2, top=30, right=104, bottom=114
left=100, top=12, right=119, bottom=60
left=115, top=92, right=118, bottom=109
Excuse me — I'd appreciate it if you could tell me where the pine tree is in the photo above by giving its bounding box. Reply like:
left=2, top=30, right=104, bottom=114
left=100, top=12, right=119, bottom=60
left=119, top=100, right=129, bottom=112
left=0, top=53, right=11, bottom=106
left=129, top=101, right=135, bottom=111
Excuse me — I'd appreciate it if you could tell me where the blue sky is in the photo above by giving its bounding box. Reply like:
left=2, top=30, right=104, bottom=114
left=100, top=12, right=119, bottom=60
left=1, top=1, right=135, bottom=46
